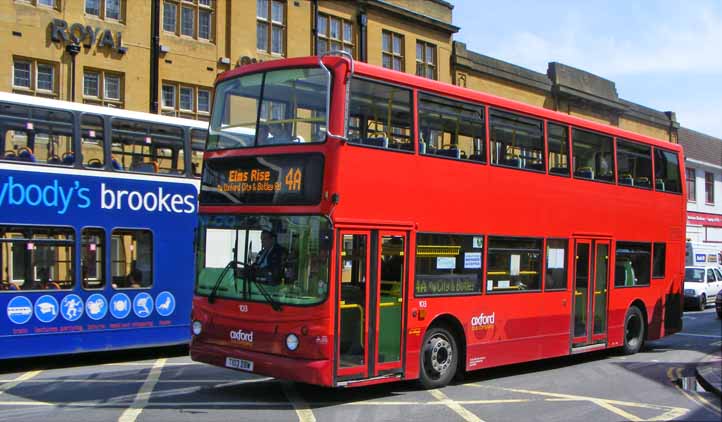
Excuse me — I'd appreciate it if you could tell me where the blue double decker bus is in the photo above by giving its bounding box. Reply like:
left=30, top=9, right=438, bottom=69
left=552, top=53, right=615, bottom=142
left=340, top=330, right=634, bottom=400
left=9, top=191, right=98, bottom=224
left=0, top=92, right=206, bottom=359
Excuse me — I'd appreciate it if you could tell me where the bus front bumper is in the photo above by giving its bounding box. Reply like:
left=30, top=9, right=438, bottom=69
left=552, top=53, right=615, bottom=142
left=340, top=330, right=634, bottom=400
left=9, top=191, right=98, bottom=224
left=190, top=341, right=333, bottom=386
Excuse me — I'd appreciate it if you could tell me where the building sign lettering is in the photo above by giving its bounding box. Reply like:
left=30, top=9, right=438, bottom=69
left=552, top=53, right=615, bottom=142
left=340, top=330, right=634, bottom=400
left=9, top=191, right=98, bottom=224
left=50, top=19, right=126, bottom=54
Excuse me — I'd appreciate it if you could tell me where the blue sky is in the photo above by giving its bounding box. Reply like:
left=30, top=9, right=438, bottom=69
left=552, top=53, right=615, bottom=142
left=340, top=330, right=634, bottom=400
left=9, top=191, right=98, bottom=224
left=452, top=0, right=722, bottom=138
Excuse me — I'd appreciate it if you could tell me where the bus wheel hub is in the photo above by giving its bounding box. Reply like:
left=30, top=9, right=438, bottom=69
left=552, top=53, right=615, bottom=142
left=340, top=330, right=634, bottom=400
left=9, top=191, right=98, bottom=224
left=431, top=337, right=452, bottom=373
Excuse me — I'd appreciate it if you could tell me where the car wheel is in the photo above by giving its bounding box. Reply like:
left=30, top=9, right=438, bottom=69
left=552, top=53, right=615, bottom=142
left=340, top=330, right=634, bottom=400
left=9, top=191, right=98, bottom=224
left=419, top=326, right=458, bottom=389
left=698, top=294, right=706, bottom=311
left=622, top=306, right=645, bottom=355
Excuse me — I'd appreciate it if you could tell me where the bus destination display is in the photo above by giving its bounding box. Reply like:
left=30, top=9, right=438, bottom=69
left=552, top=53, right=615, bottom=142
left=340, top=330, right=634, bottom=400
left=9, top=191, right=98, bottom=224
left=200, top=154, right=324, bottom=205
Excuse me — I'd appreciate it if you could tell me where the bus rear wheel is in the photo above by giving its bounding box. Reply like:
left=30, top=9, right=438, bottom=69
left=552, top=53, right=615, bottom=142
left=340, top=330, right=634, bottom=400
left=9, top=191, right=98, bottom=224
left=622, top=306, right=645, bottom=355
left=419, top=326, right=458, bottom=389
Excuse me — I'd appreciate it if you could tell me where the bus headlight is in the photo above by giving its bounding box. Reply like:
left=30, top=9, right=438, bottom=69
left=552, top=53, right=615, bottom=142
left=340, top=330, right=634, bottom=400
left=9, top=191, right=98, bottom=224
left=285, top=333, right=299, bottom=351
left=192, top=320, right=202, bottom=336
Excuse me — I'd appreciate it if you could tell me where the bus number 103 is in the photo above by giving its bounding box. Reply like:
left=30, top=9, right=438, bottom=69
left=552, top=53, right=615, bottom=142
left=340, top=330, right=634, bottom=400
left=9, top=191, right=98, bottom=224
left=284, top=168, right=302, bottom=191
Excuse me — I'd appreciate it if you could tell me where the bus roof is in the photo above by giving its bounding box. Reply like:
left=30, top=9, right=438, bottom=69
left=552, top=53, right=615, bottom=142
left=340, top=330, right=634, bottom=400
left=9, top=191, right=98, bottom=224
left=217, top=56, right=682, bottom=153
left=0, top=91, right=208, bottom=129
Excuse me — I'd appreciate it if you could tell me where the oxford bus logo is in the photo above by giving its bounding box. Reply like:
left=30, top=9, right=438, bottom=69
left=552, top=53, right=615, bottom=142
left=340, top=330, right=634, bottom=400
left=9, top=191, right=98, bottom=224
left=471, top=312, right=495, bottom=331
left=230, top=329, right=254, bottom=344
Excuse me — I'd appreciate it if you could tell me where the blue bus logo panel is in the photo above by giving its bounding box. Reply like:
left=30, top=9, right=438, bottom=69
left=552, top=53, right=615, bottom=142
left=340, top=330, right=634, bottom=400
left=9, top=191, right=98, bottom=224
left=61, top=294, right=84, bottom=322
left=133, top=293, right=154, bottom=318
left=155, top=291, right=176, bottom=317
left=7, top=296, right=33, bottom=324
left=110, top=293, right=132, bottom=319
left=34, top=295, right=59, bottom=323
left=85, top=294, right=108, bottom=320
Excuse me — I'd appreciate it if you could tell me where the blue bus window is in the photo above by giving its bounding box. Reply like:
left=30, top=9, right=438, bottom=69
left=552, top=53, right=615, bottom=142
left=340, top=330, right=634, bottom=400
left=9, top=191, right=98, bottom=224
left=111, top=119, right=183, bottom=174
left=82, top=228, right=105, bottom=290
left=82, top=114, right=105, bottom=169
left=111, top=229, right=153, bottom=289
left=0, top=226, right=75, bottom=291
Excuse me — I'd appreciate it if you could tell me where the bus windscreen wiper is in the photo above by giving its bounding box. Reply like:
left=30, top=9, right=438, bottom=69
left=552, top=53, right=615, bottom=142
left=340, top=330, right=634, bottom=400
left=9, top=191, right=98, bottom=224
left=247, top=268, right=282, bottom=312
left=208, top=260, right=242, bottom=304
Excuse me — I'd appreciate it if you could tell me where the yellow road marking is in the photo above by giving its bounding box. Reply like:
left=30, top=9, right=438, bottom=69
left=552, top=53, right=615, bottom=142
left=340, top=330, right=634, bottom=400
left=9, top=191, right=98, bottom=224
left=281, top=382, right=316, bottom=422
left=117, top=358, right=166, bottom=422
left=468, top=382, right=688, bottom=421
left=668, top=367, right=721, bottom=416
left=0, top=371, right=42, bottom=394
left=429, top=389, right=484, bottom=422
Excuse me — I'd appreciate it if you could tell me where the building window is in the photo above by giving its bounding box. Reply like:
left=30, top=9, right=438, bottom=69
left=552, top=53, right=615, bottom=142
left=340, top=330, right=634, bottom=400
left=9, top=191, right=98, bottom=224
left=257, top=0, right=285, bottom=55
left=197, top=89, right=210, bottom=113
left=83, top=71, right=99, bottom=97
left=12, top=58, right=58, bottom=97
left=85, top=0, right=100, bottom=15
left=382, top=30, right=404, bottom=71
left=13, top=61, right=31, bottom=89
left=316, top=13, right=353, bottom=56
left=83, top=69, right=124, bottom=107
left=36, top=63, right=54, bottom=92
left=163, top=0, right=213, bottom=41
left=84, top=0, right=123, bottom=21
left=161, top=82, right=211, bottom=120
left=416, top=41, right=436, bottom=79
left=163, top=1, right=177, bottom=31
left=705, top=172, right=715, bottom=204
left=162, top=84, right=176, bottom=109
left=181, top=6, right=194, bottom=36
left=687, top=168, right=696, bottom=201
left=180, top=86, right=193, bottom=111
left=17, top=0, right=59, bottom=7
left=106, top=0, right=120, bottom=19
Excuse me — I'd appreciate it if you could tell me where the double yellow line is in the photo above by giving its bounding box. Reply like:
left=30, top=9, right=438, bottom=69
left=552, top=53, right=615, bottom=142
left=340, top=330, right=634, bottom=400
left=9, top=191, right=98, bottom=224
left=667, top=367, right=721, bottom=416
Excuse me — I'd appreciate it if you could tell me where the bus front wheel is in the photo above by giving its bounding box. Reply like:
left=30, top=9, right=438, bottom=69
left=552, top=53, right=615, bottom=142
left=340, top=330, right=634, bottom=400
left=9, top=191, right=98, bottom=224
left=622, top=306, right=645, bottom=355
left=419, top=326, right=458, bottom=389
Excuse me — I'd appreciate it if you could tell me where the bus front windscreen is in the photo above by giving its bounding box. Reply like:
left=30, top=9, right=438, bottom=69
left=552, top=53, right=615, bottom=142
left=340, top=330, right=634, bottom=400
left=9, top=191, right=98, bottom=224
left=208, top=68, right=329, bottom=150
left=195, top=215, right=331, bottom=306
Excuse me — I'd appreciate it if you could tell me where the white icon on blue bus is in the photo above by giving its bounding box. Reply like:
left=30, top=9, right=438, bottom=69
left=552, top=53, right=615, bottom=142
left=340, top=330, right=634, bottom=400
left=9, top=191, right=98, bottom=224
left=85, top=294, right=108, bottom=320
left=110, top=293, right=131, bottom=319
left=34, top=295, right=59, bottom=323
left=133, top=293, right=153, bottom=318
left=7, top=296, right=33, bottom=325
left=61, top=294, right=84, bottom=322
left=155, top=291, right=176, bottom=317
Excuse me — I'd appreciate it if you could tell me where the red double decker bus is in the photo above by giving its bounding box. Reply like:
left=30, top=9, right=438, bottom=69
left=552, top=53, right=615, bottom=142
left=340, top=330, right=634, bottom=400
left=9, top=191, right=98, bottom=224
left=190, top=54, right=685, bottom=388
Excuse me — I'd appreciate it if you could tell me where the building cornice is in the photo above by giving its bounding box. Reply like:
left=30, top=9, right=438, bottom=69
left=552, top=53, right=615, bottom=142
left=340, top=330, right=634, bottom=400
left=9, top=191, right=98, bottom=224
left=363, top=0, right=460, bottom=34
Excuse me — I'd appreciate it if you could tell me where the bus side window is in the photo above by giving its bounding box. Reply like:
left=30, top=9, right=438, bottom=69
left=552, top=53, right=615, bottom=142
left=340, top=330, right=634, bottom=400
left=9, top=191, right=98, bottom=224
left=81, top=228, right=105, bottom=290
left=189, top=128, right=207, bottom=177
left=111, top=229, right=153, bottom=289
left=347, top=77, right=413, bottom=151
left=572, top=128, right=614, bottom=183
left=0, top=225, right=75, bottom=292
left=111, top=119, right=183, bottom=174
left=489, top=109, right=544, bottom=171
left=81, top=114, right=105, bottom=169
left=654, top=148, right=682, bottom=193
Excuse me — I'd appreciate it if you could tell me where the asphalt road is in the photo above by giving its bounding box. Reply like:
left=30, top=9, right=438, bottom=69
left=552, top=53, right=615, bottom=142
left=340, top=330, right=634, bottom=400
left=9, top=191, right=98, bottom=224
left=0, top=309, right=720, bottom=422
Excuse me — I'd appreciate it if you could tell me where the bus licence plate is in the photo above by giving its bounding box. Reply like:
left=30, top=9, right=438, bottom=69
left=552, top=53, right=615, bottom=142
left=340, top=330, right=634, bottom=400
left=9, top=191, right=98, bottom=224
left=225, top=357, right=254, bottom=372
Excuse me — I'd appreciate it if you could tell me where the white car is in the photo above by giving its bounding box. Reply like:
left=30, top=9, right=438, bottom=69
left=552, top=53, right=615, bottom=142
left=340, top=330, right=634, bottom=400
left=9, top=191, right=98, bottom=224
left=684, top=266, right=722, bottom=311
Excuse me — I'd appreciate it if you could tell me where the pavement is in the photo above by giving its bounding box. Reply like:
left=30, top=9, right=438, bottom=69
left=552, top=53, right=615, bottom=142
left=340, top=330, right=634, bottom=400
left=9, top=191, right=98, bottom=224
left=696, top=350, right=722, bottom=397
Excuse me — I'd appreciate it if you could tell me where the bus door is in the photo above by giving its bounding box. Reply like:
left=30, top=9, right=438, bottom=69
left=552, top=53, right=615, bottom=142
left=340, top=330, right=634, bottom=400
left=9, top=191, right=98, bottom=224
left=336, top=230, right=407, bottom=382
left=571, top=238, right=610, bottom=349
